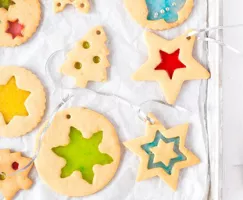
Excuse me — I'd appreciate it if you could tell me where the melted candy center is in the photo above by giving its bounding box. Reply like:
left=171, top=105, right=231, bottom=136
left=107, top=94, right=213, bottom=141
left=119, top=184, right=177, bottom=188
left=52, top=127, right=113, bottom=184
left=0, top=77, right=30, bottom=124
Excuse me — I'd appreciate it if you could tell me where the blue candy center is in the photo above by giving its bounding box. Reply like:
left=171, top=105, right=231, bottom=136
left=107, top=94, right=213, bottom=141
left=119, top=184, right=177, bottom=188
left=141, top=131, right=186, bottom=175
left=145, top=0, right=186, bottom=23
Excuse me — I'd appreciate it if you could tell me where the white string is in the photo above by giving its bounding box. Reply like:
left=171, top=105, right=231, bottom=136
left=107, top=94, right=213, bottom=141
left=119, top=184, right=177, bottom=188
left=187, top=24, right=243, bottom=57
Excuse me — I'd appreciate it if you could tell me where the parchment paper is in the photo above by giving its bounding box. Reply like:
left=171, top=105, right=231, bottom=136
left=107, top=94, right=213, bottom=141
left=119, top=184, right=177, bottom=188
left=0, top=0, right=211, bottom=199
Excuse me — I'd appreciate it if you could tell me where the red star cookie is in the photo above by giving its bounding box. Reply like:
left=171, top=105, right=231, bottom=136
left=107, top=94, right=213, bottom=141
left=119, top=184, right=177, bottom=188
left=133, top=31, right=210, bottom=105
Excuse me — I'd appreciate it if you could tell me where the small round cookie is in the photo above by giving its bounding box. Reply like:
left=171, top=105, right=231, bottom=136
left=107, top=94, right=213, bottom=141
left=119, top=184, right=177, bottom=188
left=0, top=66, right=46, bottom=137
left=0, top=0, right=41, bottom=47
left=124, top=0, right=194, bottom=30
left=35, top=107, right=121, bottom=197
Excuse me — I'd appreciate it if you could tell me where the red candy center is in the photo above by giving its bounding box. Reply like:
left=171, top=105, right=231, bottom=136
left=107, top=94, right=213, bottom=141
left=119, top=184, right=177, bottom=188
left=6, top=20, right=24, bottom=39
left=155, top=49, right=186, bottom=79
left=12, top=162, right=19, bottom=170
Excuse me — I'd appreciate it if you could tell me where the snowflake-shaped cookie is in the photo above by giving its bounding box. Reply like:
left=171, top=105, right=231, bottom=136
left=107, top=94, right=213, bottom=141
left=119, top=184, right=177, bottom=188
left=0, top=149, right=33, bottom=200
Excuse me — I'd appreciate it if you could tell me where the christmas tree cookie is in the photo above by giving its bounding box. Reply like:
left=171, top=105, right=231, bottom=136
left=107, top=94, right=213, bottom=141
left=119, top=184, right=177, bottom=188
left=54, top=0, right=90, bottom=13
left=60, top=26, right=110, bottom=88
left=0, top=0, right=41, bottom=47
left=0, top=66, right=46, bottom=137
left=124, top=113, right=200, bottom=190
left=0, top=149, right=33, bottom=200
left=133, top=31, right=210, bottom=104
left=36, top=107, right=120, bottom=197
left=124, top=0, right=194, bottom=30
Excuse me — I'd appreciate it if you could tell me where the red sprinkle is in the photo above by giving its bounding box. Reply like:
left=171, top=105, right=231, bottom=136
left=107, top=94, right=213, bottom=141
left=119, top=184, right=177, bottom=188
left=12, top=162, right=19, bottom=170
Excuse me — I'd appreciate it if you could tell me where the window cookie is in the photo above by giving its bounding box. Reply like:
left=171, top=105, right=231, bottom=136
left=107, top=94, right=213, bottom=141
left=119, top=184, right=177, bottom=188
left=124, top=0, right=194, bottom=30
left=0, top=0, right=41, bottom=47
left=0, top=66, right=46, bottom=137
left=35, top=107, right=120, bottom=197
left=0, top=149, right=33, bottom=200
left=54, top=0, right=90, bottom=13
left=60, top=26, right=110, bottom=88
left=124, top=113, right=200, bottom=190
left=132, top=31, right=210, bottom=105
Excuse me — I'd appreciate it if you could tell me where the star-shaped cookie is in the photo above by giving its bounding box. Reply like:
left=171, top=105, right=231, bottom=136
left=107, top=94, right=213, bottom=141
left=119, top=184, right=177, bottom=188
left=123, top=113, right=200, bottom=190
left=133, top=31, right=210, bottom=104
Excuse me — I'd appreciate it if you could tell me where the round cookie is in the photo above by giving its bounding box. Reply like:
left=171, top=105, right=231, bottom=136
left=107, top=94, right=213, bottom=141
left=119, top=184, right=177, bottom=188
left=0, top=66, right=46, bottom=137
left=0, top=0, right=41, bottom=47
left=124, top=0, right=194, bottom=30
left=35, top=107, right=121, bottom=197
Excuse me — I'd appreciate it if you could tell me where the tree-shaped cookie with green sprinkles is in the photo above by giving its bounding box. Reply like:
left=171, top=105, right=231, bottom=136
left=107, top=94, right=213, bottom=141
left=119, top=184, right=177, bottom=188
left=60, top=26, right=110, bottom=88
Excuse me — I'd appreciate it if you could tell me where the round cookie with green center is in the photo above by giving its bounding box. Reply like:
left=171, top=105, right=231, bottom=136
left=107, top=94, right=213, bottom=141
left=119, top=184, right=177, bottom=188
left=35, top=107, right=121, bottom=197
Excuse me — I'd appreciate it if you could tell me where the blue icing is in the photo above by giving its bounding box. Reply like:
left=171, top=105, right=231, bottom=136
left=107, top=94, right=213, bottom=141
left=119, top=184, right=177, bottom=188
left=141, top=131, right=187, bottom=175
left=145, top=0, right=186, bottom=23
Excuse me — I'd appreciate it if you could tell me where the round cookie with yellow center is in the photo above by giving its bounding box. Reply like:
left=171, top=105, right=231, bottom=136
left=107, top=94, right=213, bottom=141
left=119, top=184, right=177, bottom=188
left=0, top=66, right=46, bottom=137
left=124, top=0, right=194, bottom=30
left=0, top=0, right=41, bottom=47
left=35, top=107, right=121, bottom=197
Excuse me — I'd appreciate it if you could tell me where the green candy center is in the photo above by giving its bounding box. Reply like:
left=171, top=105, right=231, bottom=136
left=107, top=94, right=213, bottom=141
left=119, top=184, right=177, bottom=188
left=0, top=0, right=15, bottom=10
left=52, top=127, right=113, bottom=184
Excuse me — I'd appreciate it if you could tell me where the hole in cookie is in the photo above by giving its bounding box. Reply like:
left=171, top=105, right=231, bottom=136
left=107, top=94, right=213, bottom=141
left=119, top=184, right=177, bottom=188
left=82, top=41, right=90, bottom=49
left=52, top=127, right=113, bottom=184
left=154, top=49, right=186, bottom=79
left=0, top=77, right=30, bottom=124
left=80, top=3, right=85, bottom=8
left=74, top=62, right=82, bottom=70
left=6, top=19, right=24, bottom=39
left=141, top=131, right=187, bottom=175
left=12, top=162, right=19, bottom=170
left=96, top=30, right=101, bottom=35
left=0, top=0, right=15, bottom=10
left=57, top=2, right=61, bottom=7
left=0, top=172, right=6, bottom=181
left=93, top=56, right=100, bottom=64
left=66, top=114, right=71, bottom=119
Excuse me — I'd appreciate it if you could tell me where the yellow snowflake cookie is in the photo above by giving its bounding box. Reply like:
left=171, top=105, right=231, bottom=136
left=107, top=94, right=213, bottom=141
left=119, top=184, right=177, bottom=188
left=0, top=149, right=33, bottom=200
left=54, top=0, right=90, bottom=13
left=36, top=107, right=121, bottom=197
left=60, top=26, right=110, bottom=88
left=0, top=0, right=41, bottom=47
left=0, top=66, right=46, bottom=137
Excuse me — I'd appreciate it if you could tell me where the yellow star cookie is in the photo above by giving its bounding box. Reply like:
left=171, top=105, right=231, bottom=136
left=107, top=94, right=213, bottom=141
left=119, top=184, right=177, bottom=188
left=54, top=0, right=90, bottom=13
left=0, top=66, right=46, bottom=137
left=60, top=26, right=110, bottom=88
left=133, top=31, right=210, bottom=105
left=123, top=113, right=200, bottom=190
left=0, top=149, right=33, bottom=200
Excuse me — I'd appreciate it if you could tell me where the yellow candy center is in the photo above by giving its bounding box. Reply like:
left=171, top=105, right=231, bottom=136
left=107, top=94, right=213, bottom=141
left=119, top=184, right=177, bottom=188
left=0, top=77, right=30, bottom=124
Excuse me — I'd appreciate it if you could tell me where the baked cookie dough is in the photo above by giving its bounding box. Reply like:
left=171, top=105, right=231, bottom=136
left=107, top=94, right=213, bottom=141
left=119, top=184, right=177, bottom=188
left=60, top=26, right=110, bottom=88
left=0, top=149, right=33, bottom=200
left=0, top=0, right=41, bottom=47
left=54, top=0, right=90, bottom=13
left=0, top=66, right=46, bottom=137
left=35, top=107, right=121, bottom=197
left=124, top=113, right=200, bottom=190
left=124, top=0, right=194, bottom=30
left=133, top=31, right=210, bottom=104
